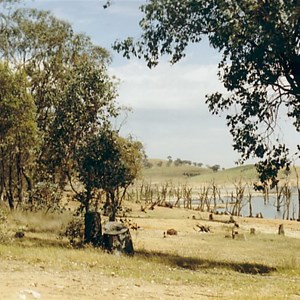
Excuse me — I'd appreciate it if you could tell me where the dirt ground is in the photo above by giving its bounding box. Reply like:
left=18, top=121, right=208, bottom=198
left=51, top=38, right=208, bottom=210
left=1, top=263, right=222, bottom=300
left=1, top=206, right=300, bottom=300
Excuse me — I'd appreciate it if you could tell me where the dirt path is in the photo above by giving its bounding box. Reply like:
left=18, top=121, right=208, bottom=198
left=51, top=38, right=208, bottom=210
left=0, top=259, right=221, bottom=300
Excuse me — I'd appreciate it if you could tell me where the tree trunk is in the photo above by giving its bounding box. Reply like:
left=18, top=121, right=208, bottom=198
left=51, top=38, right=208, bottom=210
left=0, top=157, right=5, bottom=204
left=16, top=150, right=23, bottom=205
left=249, top=195, right=253, bottom=218
left=109, top=190, right=117, bottom=222
left=7, top=162, right=14, bottom=210
left=22, top=167, right=33, bottom=206
left=84, top=211, right=102, bottom=247
left=298, top=188, right=300, bottom=222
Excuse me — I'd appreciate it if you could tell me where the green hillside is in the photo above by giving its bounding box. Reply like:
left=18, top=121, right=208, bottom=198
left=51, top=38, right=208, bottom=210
left=142, top=160, right=300, bottom=186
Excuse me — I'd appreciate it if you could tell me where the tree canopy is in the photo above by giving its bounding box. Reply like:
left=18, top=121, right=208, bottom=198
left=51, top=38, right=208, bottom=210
left=76, top=129, right=144, bottom=220
left=0, top=2, right=144, bottom=214
left=114, top=0, right=300, bottom=185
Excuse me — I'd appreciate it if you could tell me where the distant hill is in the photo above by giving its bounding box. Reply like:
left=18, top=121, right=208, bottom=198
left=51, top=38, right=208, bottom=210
left=141, top=159, right=300, bottom=186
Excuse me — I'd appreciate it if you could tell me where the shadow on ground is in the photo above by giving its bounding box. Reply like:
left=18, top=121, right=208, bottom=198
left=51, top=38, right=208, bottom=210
left=136, top=249, right=276, bottom=275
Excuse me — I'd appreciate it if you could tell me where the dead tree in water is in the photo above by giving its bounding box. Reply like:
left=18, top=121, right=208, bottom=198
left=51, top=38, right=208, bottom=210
left=294, top=165, right=300, bottom=221
left=182, top=185, right=193, bottom=209
left=197, top=186, right=209, bottom=211
left=231, top=180, right=246, bottom=216
left=173, top=186, right=182, bottom=207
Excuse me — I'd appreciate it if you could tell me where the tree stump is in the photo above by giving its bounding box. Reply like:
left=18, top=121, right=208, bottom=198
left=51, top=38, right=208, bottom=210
left=102, top=222, right=134, bottom=255
left=229, top=216, right=235, bottom=223
left=84, top=211, right=102, bottom=247
left=278, top=224, right=285, bottom=236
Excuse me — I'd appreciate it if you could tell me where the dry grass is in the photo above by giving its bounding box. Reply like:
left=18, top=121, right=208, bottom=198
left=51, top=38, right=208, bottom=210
left=1, top=203, right=300, bottom=299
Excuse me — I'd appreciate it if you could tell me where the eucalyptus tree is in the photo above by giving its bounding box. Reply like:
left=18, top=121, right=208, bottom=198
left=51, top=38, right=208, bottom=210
left=0, top=3, right=120, bottom=209
left=0, top=62, right=37, bottom=209
left=114, top=0, right=300, bottom=186
left=0, top=4, right=119, bottom=183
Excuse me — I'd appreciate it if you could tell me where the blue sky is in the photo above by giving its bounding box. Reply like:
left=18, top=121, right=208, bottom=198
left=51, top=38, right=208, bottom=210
left=22, top=0, right=259, bottom=168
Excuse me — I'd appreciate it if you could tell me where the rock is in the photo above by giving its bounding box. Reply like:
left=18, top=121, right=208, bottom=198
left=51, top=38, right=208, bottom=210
left=15, top=231, right=25, bottom=238
left=166, top=228, right=177, bottom=235
left=19, top=289, right=41, bottom=299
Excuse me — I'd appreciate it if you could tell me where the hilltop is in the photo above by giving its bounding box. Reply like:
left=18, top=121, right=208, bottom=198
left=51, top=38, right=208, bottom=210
left=142, top=159, right=300, bottom=186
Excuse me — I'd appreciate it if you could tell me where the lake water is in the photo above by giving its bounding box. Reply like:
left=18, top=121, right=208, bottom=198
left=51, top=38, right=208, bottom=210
left=239, top=194, right=299, bottom=220
left=168, top=188, right=299, bottom=220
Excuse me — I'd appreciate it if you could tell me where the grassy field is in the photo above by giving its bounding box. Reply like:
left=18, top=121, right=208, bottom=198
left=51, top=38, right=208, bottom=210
left=1, top=202, right=300, bottom=299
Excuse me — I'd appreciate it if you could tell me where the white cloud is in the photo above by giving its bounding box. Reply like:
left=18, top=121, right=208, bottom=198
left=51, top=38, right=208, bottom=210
left=110, top=60, right=226, bottom=111
left=110, top=60, right=242, bottom=167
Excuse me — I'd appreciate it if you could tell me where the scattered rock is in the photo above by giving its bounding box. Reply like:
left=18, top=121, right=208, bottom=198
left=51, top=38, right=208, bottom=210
left=250, top=228, right=256, bottom=234
left=15, top=231, right=25, bottom=239
left=19, top=289, right=41, bottom=299
left=166, top=228, right=177, bottom=235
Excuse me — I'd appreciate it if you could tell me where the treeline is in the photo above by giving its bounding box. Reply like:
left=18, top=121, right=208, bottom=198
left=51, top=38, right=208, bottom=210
left=0, top=2, right=144, bottom=219
left=144, top=156, right=221, bottom=172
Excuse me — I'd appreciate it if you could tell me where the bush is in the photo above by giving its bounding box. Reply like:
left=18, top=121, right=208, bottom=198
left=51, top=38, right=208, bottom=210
left=23, top=181, right=65, bottom=213
left=0, top=208, right=10, bottom=243
left=64, top=216, right=85, bottom=248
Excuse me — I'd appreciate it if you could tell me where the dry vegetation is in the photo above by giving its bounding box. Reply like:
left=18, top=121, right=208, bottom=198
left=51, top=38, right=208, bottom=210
left=1, top=163, right=300, bottom=299
left=1, top=200, right=300, bottom=299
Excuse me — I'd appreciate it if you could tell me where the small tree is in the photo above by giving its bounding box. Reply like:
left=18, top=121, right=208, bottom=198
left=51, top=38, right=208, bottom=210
left=210, top=165, right=221, bottom=173
left=76, top=129, right=143, bottom=222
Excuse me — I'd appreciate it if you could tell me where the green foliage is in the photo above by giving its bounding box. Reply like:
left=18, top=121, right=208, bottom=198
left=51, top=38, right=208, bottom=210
left=114, top=0, right=300, bottom=185
left=64, top=216, right=85, bottom=248
left=25, top=181, right=64, bottom=213
left=0, top=62, right=38, bottom=209
left=0, top=3, right=121, bottom=212
left=75, top=129, right=144, bottom=220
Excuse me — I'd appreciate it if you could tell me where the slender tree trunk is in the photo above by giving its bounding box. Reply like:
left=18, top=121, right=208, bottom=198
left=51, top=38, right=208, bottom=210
left=294, top=166, right=300, bottom=221
left=0, top=158, right=4, bottom=203
left=249, top=194, right=253, bottom=218
left=7, top=161, right=14, bottom=210
left=0, top=147, right=6, bottom=203
left=298, top=188, right=300, bottom=222
left=16, top=150, right=23, bottom=205
left=22, top=167, right=33, bottom=206
left=276, top=185, right=281, bottom=212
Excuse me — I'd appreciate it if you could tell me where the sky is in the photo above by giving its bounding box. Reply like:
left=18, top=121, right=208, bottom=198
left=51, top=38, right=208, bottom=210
left=18, top=0, right=274, bottom=168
